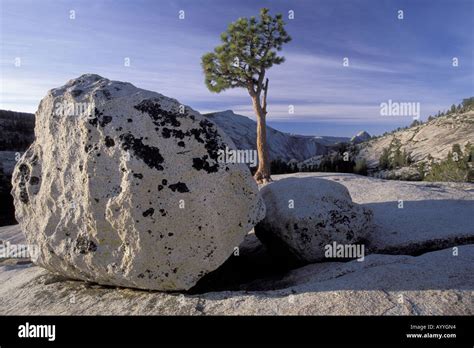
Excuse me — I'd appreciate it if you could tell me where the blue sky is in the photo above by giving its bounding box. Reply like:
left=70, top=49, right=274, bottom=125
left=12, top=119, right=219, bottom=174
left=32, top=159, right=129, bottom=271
left=1, top=0, right=473, bottom=136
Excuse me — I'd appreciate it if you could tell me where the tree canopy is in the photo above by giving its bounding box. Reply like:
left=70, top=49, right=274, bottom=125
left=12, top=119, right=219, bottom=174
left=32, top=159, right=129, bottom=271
left=201, top=8, right=291, bottom=97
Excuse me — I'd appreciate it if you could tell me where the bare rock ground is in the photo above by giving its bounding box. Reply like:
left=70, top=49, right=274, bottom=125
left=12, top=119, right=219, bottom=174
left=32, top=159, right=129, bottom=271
left=1, top=173, right=473, bottom=315
left=0, top=241, right=472, bottom=315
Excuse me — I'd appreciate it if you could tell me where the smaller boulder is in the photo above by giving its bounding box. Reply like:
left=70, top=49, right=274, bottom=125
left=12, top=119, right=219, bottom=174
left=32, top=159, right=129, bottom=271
left=255, top=177, right=373, bottom=263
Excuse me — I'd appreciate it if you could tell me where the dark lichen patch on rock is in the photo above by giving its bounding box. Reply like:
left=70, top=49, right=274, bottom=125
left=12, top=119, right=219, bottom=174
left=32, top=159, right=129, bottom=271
left=192, top=156, right=219, bottom=173
left=88, top=108, right=113, bottom=128
left=74, top=236, right=97, bottom=254
left=190, top=120, right=226, bottom=173
left=142, top=208, right=155, bottom=217
left=100, top=116, right=113, bottom=127
left=192, top=120, right=224, bottom=159
left=134, top=100, right=227, bottom=170
left=168, top=182, right=189, bottom=193
left=119, top=133, right=164, bottom=170
left=134, top=99, right=182, bottom=128
left=104, top=136, right=115, bottom=147
left=161, top=127, right=188, bottom=139
left=18, top=164, right=30, bottom=204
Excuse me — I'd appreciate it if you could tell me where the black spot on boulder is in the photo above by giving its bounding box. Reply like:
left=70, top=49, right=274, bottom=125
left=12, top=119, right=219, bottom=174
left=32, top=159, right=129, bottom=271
left=142, top=208, right=155, bottom=217
left=100, top=116, right=113, bottom=127
left=104, top=136, right=115, bottom=147
left=88, top=108, right=113, bottom=128
left=74, top=236, right=97, bottom=254
left=119, top=133, right=164, bottom=170
left=18, top=164, right=30, bottom=204
left=134, top=99, right=182, bottom=128
left=189, top=120, right=225, bottom=173
left=168, top=182, right=189, bottom=193
left=192, top=156, right=219, bottom=173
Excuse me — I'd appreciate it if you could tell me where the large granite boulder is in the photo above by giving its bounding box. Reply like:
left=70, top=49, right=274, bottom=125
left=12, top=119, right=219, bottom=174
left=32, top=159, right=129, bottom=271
left=255, top=177, right=372, bottom=263
left=11, top=74, right=265, bottom=291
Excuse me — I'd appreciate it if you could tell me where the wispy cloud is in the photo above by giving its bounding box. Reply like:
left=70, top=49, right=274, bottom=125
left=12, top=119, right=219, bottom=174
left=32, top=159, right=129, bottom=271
left=1, top=0, right=472, bottom=136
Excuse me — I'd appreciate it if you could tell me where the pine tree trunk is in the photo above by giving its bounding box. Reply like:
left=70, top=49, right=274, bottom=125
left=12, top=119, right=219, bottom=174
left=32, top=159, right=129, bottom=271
left=252, top=96, right=272, bottom=184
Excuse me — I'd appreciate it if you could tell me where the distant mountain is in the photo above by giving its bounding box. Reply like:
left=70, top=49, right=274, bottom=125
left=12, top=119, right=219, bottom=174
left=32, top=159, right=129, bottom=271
left=204, top=110, right=349, bottom=162
left=357, top=110, right=474, bottom=168
left=351, top=131, right=371, bottom=144
left=356, top=109, right=474, bottom=181
left=0, top=108, right=351, bottom=164
left=0, top=110, right=35, bottom=226
left=0, top=110, right=35, bottom=151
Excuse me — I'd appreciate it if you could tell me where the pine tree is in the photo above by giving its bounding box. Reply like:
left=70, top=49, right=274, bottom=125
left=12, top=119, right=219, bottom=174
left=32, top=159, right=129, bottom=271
left=201, top=8, right=291, bottom=183
left=462, top=97, right=474, bottom=110
left=450, top=104, right=456, bottom=114
left=379, top=147, right=391, bottom=170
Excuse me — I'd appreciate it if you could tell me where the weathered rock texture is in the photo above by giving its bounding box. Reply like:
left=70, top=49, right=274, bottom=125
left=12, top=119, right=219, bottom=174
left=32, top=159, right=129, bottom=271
left=255, top=177, right=373, bottom=263
left=11, top=74, right=264, bottom=291
left=1, top=224, right=472, bottom=315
